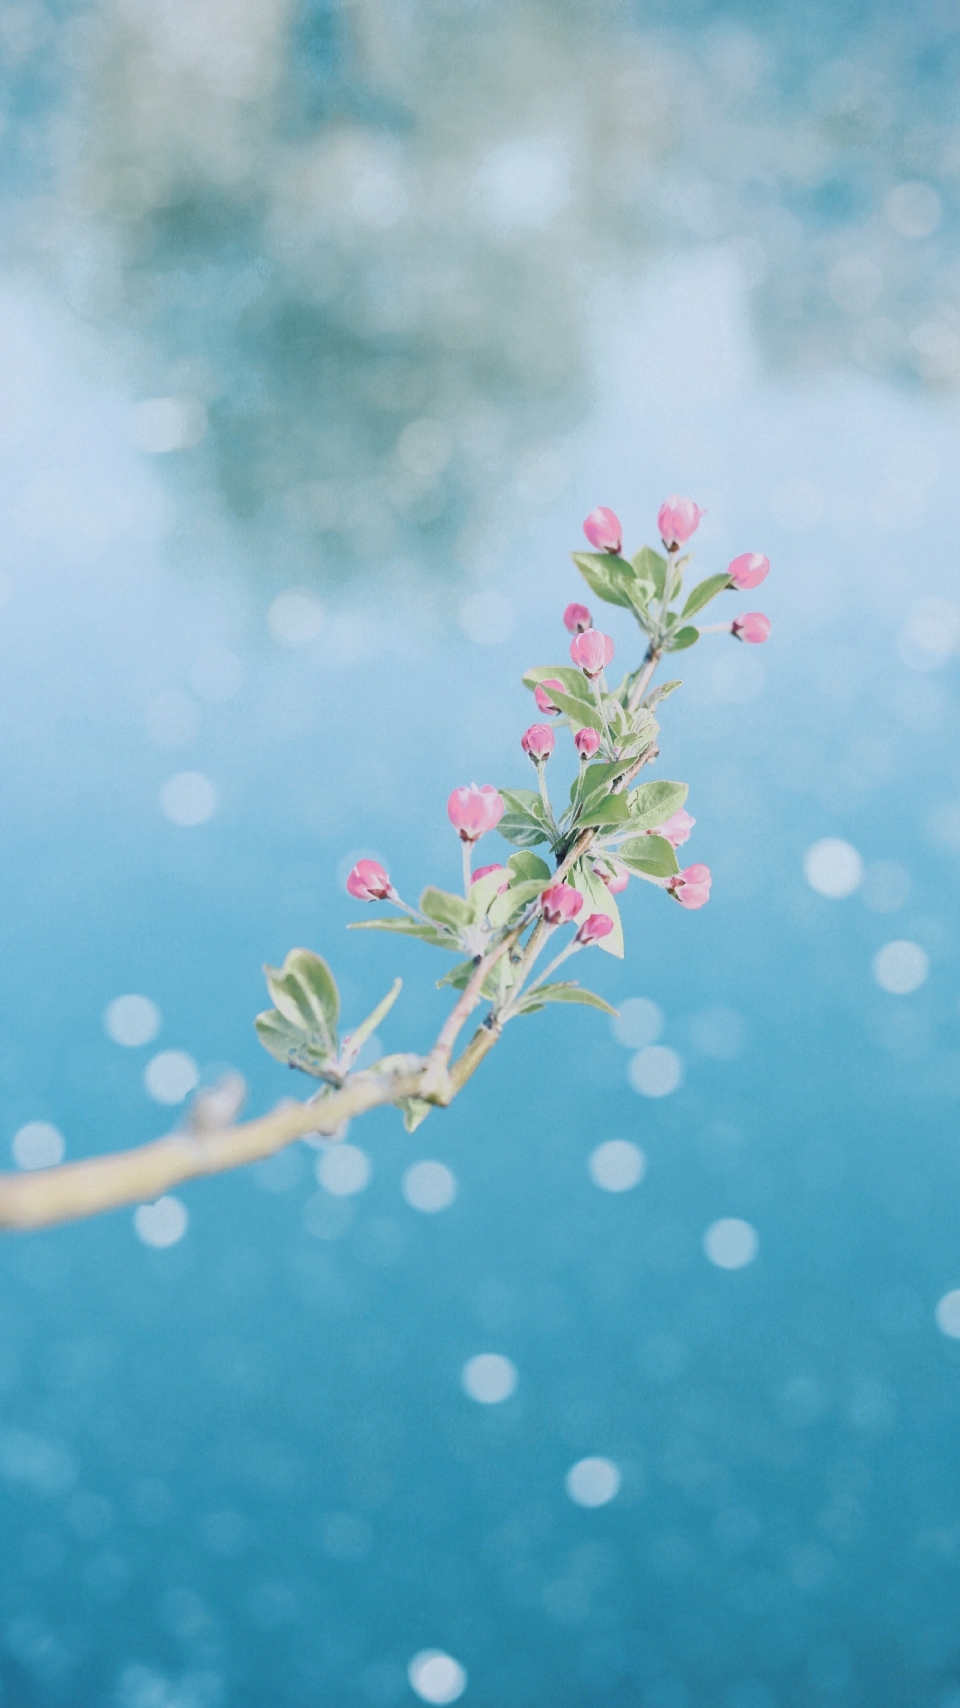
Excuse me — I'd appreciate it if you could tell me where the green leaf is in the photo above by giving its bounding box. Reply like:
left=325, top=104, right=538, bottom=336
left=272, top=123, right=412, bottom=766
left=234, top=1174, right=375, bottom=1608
left=514, top=981, right=618, bottom=1017
left=345, top=978, right=401, bottom=1062
left=254, top=1008, right=333, bottom=1078
left=580, top=791, right=632, bottom=827
left=633, top=546, right=668, bottom=600
left=264, top=948, right=339, bottom=1051
left=546, top=688, right=603, bottom=731
left=348, top=918, right=457, bottom=950
left=618, top=834, right=679, bottom=878
left=469, top=868, right=509, bottom=915
left=573, top=860, right=624, bottom=958
left=627, top=779, right=688, bottom=831
left=488, top=877, right=548, bottom=928
left=521, top=664, right=595, bottom=703
left=420, top=886, right=475, bottom=931
left=508, top=852, right=552, bottom=883
left=571, top=551, right=637, bottom=610
left=643, top=680, right=681, bottom=709
left=437, top=958, right=501, bottom=998
left=668, top=625, right=699, bottom=652
left=399, top=1097, right=432, bottom=1133
left=498, top=787, right=552, bottom=849
left=682, top=572, right=732, bottom=619
left=578, top=760, right=634, bottom=812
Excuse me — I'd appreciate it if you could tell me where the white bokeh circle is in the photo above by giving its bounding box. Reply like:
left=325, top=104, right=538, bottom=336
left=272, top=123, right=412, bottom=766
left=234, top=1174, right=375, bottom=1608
left=588, top=1139, right=646, bottom=1192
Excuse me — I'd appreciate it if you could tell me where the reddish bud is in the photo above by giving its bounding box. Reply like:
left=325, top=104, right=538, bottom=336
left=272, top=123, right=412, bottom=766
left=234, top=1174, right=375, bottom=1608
left=346, top=859, right=393, bottom=901
left=563, top=601, right=593, bottom=633
left=594, top=859, right=630, bottom=894
left=727, top=552, right=769, bottom=590
left=574, top=727, right=601, bottom=760
left=731, top=612, right=770, bottom=645
left=534, top=679, right=565, bottom=716
left=666, top=863, right=712, bottom=910
left=658, top=495, right=703, bottom=549
left=447, top=783, right=505, bottom=843
left=569, top=628, right=615, bottom=679
left=540, top=883, right=584, bottom=926
left=521, top=724, right=556, bottom=763
left=576, top=912, right=614, bottom=946
left=582, top=508, right=622, bottom=554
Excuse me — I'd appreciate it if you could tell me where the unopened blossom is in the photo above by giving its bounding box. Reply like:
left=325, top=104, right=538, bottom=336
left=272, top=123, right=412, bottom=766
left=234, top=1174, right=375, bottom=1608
left=563, top=601, right=593, bottom=633
left=447, top=783, right=505, bottom=842
left=594, top=858, right=630, bottom=894
left=732, top=612, right=770, bottom=645
left=569, top=628, right=615, bottom=679
left=576, top=912, right=614, bottom=945
left=346, top=859, right=393, bottom=901
left=534, top=679, right=565, bottom=716
left=521, top=724, right=555, bottom=763
left=574, top=727, right=601, bottom=760
left=727, top=552, right=769, bottom=590
left=658, top=495, right=703, bottom=549
left=582, top=508, right=622, bottom=554
left=650, top=807, right=695, bottom=849
left=667, top=863, right=712, bottom=910
left=472, top=863, right=509, bottom=893
left=540, top=884, right=584, bottom=926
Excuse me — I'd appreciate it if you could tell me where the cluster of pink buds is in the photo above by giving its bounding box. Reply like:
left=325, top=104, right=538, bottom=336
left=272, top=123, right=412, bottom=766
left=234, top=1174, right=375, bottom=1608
left=570, top=628, right=615, bottom=679
left=447, top=783, right=505, bottom=843
left=521, top=724, right=555, bottom=763
left=346, top=859, right=394, bottom=901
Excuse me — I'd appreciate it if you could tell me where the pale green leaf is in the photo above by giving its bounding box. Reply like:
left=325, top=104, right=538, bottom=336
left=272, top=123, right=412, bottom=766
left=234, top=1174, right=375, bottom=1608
left=668, top=625, right=699, bottom=652
left=632, top=545, right=668, bottom=600
left=420, top=885, right=475, bottom=931
left=571, top=550, right=637, bottom=610
left=399, top=1097, right=432, bottom=1133
left=572, top=860, right=624, bottom=957
left=345, top=978, right=402, bottom=1061
left=508, top=852, right=552, bottom=883
left=682, top=572, right=732, bottom=619
left=488, top=877, right=548, bottom=928
left=254, top=1008, right=333, bottom=1078
left=626, top=779, right=688, bottom=832
left=618, top=834, right=679, bottom=878
left=521, top=665, right=595, bottom=703
left=514, top=981, right=618, bottom=1017
left=348, top=918, right=457, bottom=950
left=579, top=791, right=632, bottom=828
left=264, top=948, right=339, bottom=1050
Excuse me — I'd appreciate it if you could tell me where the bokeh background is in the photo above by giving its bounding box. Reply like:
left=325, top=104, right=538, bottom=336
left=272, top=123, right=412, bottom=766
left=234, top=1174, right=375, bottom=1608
left=3, top=0, right=960, bottom=1703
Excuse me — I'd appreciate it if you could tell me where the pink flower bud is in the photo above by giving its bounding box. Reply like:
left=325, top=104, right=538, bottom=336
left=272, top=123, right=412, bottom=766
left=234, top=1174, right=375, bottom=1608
left=563, top=601, right=593, bottom=633
left=650, top=807, right=695, bottom=850
left=540, top=883, right=584, bottom=926
left=346, top=858, right=393, bottom=901
left=569, top=628, right=615, bottom=679
left=657, top=495, right=703, bottom=549
left=447, top=783, right=506, bottom=843
left=576, top=912, right=614, bottom=946
left=582, top=508, right=622, bottom=554
left=521, top=723, right=555, bottom=763
left=534, top=679, right=565, bottom=716
left=574, top=727, right=601, bottom=760
left=727, top=552, right=769, bottom=590
left=667, top=863, right=712, bottom=910
left=731, top=612, right=770, bottom=645
left=472, top=863, right=509, bottom=893
left=594, top=858, right=630, bottom=894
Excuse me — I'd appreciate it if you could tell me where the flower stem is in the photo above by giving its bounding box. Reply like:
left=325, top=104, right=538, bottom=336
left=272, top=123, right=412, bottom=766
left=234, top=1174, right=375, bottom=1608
left=461, top=838, right=473, bottom=897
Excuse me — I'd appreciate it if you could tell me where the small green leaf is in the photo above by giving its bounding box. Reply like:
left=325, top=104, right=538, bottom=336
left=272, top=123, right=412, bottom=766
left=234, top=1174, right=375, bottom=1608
left=633, top=546, right=668, bottom=600
left=521, top=665, right=595, bottom=702
left=573, top=860, right=624, bottom=958
left=345, top=979, right=402, bottom=1061
left=627, top=779, right=688, bottom=831
left=420, top=886, right=475, bottom=931
left=668, top=625, right=699, bottom=652
left=643, top=680, right=681, bottom=709
left=399, top=1097, right=432, bottom=1133
left=578, top=760, right=634, bottom=812
left=618, top=834, right=679, bottom=878
left=546, top=688, right=603, bottom=731
left=514, top=981, right=618, bottom=1017
left=264, top=948, right=339, bottom=1051
left=437, top=959, right=501, bottom=997
left=348, top=918, right=457, bottom=950
left=571, top=551, right=637, bottom=610
left=507, top=852, right=552, bottom=883
left=498, top=787, right=552, bottom=849
left=682, top=572, right=732, bottom=619
left=488, top=877, right=548, bottom=928
left=469, top=868, right=509, bottom=915
left=580, top=791, right=632, bottom=827
left=254, top=1008, right=333, bottom=1078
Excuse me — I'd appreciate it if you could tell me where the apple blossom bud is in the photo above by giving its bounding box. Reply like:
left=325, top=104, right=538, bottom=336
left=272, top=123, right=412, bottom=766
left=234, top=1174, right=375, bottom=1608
left=666, top=863, right=712, bottom=910
left=540, top=884, right=584, bottom=926
left=576, top=912, right=614, bottom=946
left=472, top=863, right=509, bottom=893
left=594, top=858, right=630, bottom=894
left=569, top=628, right=615, bottom=679
left=727, top=552, right=769, bottom=590
left=534, top=679, right=565, bottom=716
left=521, top=724, right=555, bottom=763
left=731, top=612, right=770, bottom=645
left=574, top=727, right=601, bottom=760
left=650, top=807, right=695, bottom=850
left=447, top=783, right=505, bottom=843
left=658, top=495, right=703, bottom=550
left=346, top=858, right=393, bottom=901
left=563, top=601, right=593, bottom=633
left=582, top=508, right=622, bottom=554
